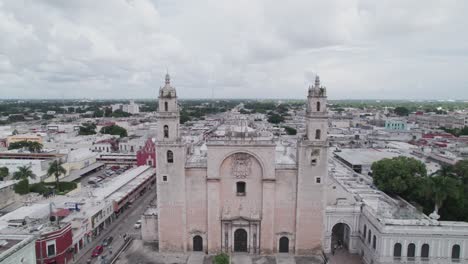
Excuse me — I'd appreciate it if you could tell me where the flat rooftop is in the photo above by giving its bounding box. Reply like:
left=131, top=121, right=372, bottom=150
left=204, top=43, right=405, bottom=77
left=0, top=234, right=35, bottom=261
left=334, top=148, right=400, bottom=166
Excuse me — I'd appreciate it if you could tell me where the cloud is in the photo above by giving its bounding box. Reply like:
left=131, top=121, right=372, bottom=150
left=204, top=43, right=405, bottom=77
left=0, top=0, right=467, bottom=99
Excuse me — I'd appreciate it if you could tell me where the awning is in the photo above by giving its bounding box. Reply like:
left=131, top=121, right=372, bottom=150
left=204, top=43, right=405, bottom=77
left=62, top=162, right=105, bottom=182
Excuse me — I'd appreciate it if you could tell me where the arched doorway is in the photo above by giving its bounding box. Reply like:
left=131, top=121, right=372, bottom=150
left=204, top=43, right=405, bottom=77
left=193, top=235, right=203, bottom=251
left=331, top=223, right=351, bottom=252
left=279, top=237, right=289, bottom=253
left=234, top=229, right=248, bottom=252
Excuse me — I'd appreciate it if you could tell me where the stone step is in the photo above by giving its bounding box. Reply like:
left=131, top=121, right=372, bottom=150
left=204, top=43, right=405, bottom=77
left=187, top=252, right=206, bottom=264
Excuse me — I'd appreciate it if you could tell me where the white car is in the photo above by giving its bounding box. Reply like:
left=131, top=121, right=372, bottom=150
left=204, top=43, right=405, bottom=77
left=134, top=220, right=142, bottom=229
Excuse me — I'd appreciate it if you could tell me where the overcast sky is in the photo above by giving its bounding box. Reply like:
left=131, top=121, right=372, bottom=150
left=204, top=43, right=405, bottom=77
left=1, top=0, right=468, bottom=100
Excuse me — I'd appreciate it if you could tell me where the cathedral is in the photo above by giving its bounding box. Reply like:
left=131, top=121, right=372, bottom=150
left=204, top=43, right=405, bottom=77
left=155, top=73, right=328, bottom=254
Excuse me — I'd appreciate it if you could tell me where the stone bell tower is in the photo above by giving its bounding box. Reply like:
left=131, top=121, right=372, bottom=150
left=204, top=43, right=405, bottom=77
left=155, top=73, right=187, bottom=251
left=295, top=75, right=329, bottom=254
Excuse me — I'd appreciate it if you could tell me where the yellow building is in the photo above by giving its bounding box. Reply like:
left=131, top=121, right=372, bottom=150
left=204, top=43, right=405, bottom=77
left=6, top=134, right=43, bottom=146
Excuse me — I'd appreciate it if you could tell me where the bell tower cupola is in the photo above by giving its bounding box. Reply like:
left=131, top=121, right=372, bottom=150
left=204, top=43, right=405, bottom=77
left=306, top=75, right=328, bottom=142
left=156, top=73, right=180, bottom=142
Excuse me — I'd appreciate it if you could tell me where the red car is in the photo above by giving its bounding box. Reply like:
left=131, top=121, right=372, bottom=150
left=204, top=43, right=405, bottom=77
left=91, top=245, right=104, bottom=257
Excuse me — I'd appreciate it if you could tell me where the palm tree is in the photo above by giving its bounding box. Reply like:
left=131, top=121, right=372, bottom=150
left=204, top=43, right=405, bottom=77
left=47, top=160, right=66, bottom=191
left=28, top=142, right=43, bottom=153
left=13, top=165, right=36, bottom=180
left=419, top=174, right=460, bottom=220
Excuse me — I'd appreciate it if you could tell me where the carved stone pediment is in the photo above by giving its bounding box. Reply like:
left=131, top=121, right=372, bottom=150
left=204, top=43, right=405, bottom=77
left=231, top=153, right=252, bottom=179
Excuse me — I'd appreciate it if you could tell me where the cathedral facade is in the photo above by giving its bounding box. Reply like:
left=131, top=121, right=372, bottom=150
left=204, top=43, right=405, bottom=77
left=155, top=74, right=329, bottom=254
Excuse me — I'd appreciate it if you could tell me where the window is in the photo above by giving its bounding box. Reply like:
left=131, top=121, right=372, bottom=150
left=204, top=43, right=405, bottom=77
left=162, top=175, right=168, bottom=182
left=164, top=101, right=168, bottom=111
left=167, top=150, right=174, bottom=163
left=407, top=243, right=415, bottom=259
left=372, top=235, right=376, bottom=250
left=164, top=125, right=169, bottom=138
left=147, top=160, right=153, bottom=166
left=316, top=102, right=321, bottom=112
left=421, top=244, right=429, bottom=259
left=47, top=242, right=56, bottom=257
left=315, top=129, right=321, bottom=140
left=393, top=243, right=402, bottom=259
left=311, top=159, right=317, bottom=166
left=452, top=244, right=460, bottom=260
left=367, top=230, right=371, bottom=244
left=236, top=181, right=246, bottom=196
left=315, top=177, right=321, bottom=184
left=363, top=225, right=367, bottom=239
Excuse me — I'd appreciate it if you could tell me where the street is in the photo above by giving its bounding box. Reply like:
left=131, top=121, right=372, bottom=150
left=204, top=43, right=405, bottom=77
left=74, top=186, right=156, bottom=264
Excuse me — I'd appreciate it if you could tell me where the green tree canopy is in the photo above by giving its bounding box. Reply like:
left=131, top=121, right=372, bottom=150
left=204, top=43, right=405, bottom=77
left=47, top=160, right=67, bottom=191
left=419, top=174, right=461, bottom=218
left=111, top=109, right=132, bottom=117
left=14, top=179, right=29, bottom=195
left=371, top=156, right=427, bottom=196
left=282, top=126, right=297, bottom=135
left=453, top=160, right=468, bottom=184
left=41, top=114, right=55, bottom=120
left=13, top=165, right=36, bottom=180
left=0, top=167, right=8, bottom=180
left=267, top=113, right=285, bottom=124
left=78, top=122, right=97, bottom=135
left=100, top=124, right=128, bottom=137
left=8, top=140, right=43, bottom=153
left=393, top=106, right=410, bottom=116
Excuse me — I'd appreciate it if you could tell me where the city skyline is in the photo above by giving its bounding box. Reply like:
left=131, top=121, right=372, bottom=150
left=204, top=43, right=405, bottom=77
left=1, top=1, right=468, bottom=100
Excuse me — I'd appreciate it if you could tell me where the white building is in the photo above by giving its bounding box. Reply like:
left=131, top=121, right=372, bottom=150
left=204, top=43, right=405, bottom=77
left=325, top=156, right=468, bottom=263
left=0, top=234, right=36, bottom=264
left=111, top=100, right=140, bottom=115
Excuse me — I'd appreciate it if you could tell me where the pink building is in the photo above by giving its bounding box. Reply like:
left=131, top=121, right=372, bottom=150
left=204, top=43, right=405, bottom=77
left=155, top=75, right=328, bottom=255
left=137, top=138, right=156, bottom=167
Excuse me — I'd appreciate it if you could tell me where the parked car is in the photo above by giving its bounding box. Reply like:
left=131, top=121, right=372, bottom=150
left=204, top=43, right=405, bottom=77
left=91, top=245, right=104, bottom=257
left=102, top=236, right=113, bottom=247
left=134, top=220, right=142, bottom=229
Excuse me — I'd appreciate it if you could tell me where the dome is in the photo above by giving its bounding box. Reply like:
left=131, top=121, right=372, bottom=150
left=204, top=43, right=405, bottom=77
left=159, top=73, right=177, bottom=98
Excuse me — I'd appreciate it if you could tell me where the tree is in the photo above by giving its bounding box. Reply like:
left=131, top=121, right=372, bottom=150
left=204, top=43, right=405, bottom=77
left=371, top=156, right=427, bottom=196
left=0, top=167, right=8, bottom=180
left=267, top=113, right=285, bottom=124
left=8, top=140, right=42, bottom=153
left=100, top=124, right=128, bottom=137
left=13, top=165, right=36, bottom=180
left=47, top=160, right=67, bottom=192
left=42, top=114, right=54, bottom=120
left=28, top=141, right=43, bottom=153
left=453, top=160, right=468, bottom=184
left=8, top=114, right=25, bottom=122
left=282, top=126, right=297, bottom=135
left=419, top=174, right=460, bottom=219
left=111, top=109, right=131, bottom=118
left=78, top=123, right=97, bottom=135
left=14, top=179, right=29, bottom=194
left=393, top=106, right=410, bottom=116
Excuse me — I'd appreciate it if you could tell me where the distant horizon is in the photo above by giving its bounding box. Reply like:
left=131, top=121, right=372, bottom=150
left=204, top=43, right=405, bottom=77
left=1, top=98, right=468, bottom=102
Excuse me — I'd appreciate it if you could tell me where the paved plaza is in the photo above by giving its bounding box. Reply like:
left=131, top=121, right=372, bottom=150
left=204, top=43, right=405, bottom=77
left=115, top=240, right=333, bottom=264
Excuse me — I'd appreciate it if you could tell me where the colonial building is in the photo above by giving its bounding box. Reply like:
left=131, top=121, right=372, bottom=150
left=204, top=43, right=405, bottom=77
left=154, top=74, right=468, bottom=263
left=156, top=74, right=328, bottom=254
